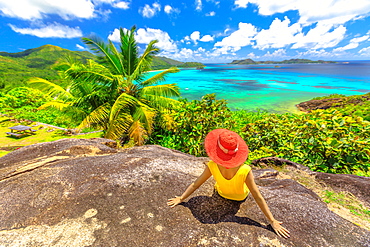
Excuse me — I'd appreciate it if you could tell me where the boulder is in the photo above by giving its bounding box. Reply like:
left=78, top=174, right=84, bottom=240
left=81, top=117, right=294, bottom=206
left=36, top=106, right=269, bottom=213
left=0, top=138, right=369, bottom=246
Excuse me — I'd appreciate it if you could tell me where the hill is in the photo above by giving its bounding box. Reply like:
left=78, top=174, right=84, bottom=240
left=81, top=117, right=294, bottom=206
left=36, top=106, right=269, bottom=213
left=230, top=58, right=336, bottom=65
left=0, top=45, right=95, bottom=91
left=0, top=45, right=204, bottom=91
left=151, top=56, right=204, bottom=70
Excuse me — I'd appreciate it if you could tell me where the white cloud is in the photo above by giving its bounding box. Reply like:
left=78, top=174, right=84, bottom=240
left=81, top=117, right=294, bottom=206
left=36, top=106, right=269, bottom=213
left=359, top=46, right=370, bottom=55
left=113, top=1, right=130, bottom=9
left=109, top=27, right=178, bottom=53
left=206, top=11, right=216, bottom=16
left=9, top=22, right=82, bottom=38
left=234, top=0, right=370, bottom=26
left=261, top=49, right=287, bottom=58
left=214, top=22, right=257, bottom=52
left=0, top=0, right=95, bottom=20
left=76, top=44, right=88, bottom=50
left=297, top=49, right=335, bottom=58
left=190, top=31, right=200, bottom=43
left=234, top=0, right=249, bottom=8
left=292, top=23, right=347, bottom=49
left=200, top=35, right=214, bottom=42
left=333, top=35, right=369, bottom=52
left=253, top=17, right=301, bottom=49
left=164, top=5, right=180, bottom=14
left=195, top=0, right=202, bottom=11
left=139, top=2, right=161, bottom=18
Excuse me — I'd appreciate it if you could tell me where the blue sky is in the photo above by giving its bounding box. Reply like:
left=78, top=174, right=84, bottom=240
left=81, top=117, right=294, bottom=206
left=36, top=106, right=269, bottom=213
left=1, top=0, right=370, bottom=63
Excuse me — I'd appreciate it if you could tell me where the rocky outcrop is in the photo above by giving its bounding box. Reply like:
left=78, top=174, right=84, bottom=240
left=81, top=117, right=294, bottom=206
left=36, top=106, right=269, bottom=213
left=296, top=94, right=370, bottom=112
left=0, top=138, right=369, bottom=246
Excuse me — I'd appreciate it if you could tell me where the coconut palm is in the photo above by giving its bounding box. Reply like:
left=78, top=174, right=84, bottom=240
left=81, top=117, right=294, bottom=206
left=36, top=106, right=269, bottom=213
left=64, top=26, right=180, bottom=144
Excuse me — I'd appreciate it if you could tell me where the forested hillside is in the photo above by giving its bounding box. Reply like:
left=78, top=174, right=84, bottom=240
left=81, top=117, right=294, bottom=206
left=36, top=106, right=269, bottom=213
left=0, top=45, right=204, bottom=91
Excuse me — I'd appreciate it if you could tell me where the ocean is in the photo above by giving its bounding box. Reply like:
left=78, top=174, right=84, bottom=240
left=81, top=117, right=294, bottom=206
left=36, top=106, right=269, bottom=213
left=152, top=61, right=370, bottom=113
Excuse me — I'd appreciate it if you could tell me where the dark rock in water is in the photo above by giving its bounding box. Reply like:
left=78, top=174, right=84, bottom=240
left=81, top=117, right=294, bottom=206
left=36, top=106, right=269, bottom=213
left=296, top=94, right=370, bottom=112
left=296, top=98, right=344, bottom=112
left=0, top=139, right=369, bottom=246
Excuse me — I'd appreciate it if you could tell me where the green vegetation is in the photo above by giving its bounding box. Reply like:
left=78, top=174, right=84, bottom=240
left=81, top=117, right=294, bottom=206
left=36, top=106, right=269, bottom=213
left=0, top=44, right=204, bottom=92
left=0, top=115, right=102, bottom=157
left=241, top=110, right=369, bottom=176
left=230, top=58, right=336, bottom=65
left=28, top=27, right=181, bottom=145
left=310, top=93, right=370, bottom=121
left=0, top=45, right=95, bottom=91
left=149, top=93, right=370, bottom=177
left=0, top=36, right=368, bottom=178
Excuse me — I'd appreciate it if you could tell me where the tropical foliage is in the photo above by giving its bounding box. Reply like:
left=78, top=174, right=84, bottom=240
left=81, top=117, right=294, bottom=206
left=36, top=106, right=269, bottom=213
left=27, top=26, right=180, bottom=145
left=150, top=94, right=258, bottom=156
left=241, top=109, right=370, bottom=176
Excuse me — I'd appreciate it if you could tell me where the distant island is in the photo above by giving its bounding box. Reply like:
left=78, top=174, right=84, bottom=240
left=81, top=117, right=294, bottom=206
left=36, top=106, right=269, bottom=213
left=229, top=58, right=337, bottom=65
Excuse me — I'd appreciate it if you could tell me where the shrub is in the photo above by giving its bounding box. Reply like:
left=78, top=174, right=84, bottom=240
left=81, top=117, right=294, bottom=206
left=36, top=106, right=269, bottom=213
left=241, top=109, right=370, bottom=175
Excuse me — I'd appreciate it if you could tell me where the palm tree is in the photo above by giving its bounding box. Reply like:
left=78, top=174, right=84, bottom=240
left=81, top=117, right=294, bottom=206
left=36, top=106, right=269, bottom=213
left=64, top=26, right=180, bottom=144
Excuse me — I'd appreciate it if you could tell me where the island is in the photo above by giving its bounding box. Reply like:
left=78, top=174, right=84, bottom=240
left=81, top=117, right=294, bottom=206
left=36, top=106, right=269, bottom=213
left=229, top=58, right=337, bottom=65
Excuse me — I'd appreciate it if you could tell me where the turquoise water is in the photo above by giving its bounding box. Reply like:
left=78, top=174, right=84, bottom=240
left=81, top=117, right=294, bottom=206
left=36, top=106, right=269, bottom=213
left=151, top=61, right=370, bottom=113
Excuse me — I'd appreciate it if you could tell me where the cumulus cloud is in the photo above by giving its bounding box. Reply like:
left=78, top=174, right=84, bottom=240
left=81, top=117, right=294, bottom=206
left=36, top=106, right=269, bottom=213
left=234, top=0, right=370, bottom=26
left=292, top=23, right=347, bottom=49
left=190, top=31, right=201, bottom=43
left=164, top=5, right=180, bottom=14
left=113, top=1, right=130, bottom=9
left=253, top=17, right=301, bottom=49
left=195, top=0, right=202, bottom=11
left=334, top=35, right=370, bottom=52
left=214, top=22, right=257, bottom=52
left=200, top=35, right=214, bottom=42
left=9, top=22, right=82, bottom=38
left=261, top=49, right=287, bottom=58
left=0, top=0, right=95, bottom=20
left=108, top=27, right=178, bottom=53
left=297, top=49, right=335, bottom=58
left=139, top=2, right=161, bottom=18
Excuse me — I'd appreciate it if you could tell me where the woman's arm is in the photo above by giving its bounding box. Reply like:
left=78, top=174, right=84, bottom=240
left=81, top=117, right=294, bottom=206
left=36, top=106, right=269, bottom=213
left=167, top=165, right=212, bottom=208
left=245, top=171, right=290, bottom=238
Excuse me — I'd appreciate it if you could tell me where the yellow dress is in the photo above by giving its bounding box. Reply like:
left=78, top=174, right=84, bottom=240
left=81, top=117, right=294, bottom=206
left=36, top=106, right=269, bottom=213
left=207, top=160, right=251, bottom=201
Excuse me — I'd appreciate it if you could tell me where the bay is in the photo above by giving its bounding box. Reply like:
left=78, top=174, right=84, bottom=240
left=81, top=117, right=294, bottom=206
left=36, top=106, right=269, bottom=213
left=152, top=61, right=370, bottom=113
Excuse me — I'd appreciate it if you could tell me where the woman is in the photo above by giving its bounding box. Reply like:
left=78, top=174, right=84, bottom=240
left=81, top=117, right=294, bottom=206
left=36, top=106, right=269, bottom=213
left=167, top=129, right=290, bottom=238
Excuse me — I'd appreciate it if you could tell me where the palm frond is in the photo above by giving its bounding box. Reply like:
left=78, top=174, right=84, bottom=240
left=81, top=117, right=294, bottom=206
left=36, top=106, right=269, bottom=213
left=37, top=101, right=72, bottom=111
left=140, top=67, right=180, bottom=86
left=140, top=94, right=180, bottom=111
left=82, top=36, right=122, bottom=74
left=120, top=27, right=139, bottom=77
left=105, top=113, right=132, bottom=140
left=28, top=77, right=73, bottom=100
left=140, top=84, right=180, bottom=98
left=76, top=102, right=111, bottom=132
left=128, top=120, right=148, bottom=146
left=133, top=40, right=160, bottom=78
left=132, top=101, right=156, bottom=134
left=109, top=93, right=139, bottom=121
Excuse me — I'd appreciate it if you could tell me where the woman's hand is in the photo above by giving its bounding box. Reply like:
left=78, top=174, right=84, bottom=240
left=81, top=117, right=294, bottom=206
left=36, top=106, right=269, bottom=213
left=167, top=196, right=183, bottom=208
left=271, top=220, right=290, bottom=238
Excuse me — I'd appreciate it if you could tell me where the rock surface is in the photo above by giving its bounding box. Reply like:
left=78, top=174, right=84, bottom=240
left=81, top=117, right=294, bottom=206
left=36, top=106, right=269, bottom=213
left=0, top=138, right=369, bottom=247
left=296, top=94, right=370, bottom=112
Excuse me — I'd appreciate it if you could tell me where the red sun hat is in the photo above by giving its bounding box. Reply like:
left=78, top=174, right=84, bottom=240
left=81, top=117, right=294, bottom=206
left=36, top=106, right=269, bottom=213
left=204, top=129, right=249, bottom=169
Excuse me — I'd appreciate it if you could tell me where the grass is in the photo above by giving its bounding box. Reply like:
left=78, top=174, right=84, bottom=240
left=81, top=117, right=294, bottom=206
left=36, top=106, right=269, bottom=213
left=0, top=117, right=103, bottom=158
